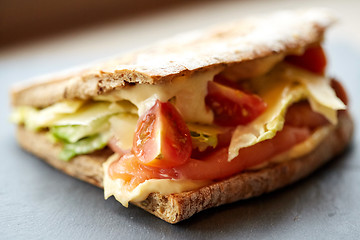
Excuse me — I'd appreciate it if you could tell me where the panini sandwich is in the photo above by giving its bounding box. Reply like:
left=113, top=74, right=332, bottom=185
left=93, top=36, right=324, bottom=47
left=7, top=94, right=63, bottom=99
left=11, top=9, right=353, bottom=223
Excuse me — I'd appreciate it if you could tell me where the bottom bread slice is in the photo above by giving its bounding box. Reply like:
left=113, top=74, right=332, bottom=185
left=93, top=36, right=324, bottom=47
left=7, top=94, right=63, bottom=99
left=16, top=111, right=353, bottom=223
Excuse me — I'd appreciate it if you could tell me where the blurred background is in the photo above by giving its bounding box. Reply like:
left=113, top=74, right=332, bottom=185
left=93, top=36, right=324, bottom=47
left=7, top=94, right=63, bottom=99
left=0, top=0, right=206, bottom=47
left=1, top=0, right=359, bottom=49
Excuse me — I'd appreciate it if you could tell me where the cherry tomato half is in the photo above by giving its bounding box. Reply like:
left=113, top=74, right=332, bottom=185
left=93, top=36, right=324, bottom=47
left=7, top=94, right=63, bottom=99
left=133, top=100, right=192, bottom=168
left=205, top=81, right=267, bottom=127
left=285, top=45, right=327, bottom=75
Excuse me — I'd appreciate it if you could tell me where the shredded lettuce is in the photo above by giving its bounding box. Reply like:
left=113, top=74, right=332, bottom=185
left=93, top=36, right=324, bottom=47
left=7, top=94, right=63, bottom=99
left=12, top=100, right=139, bottom=160
left=59, top=133, right=111, bottom=161
left=11, top=100, right=84, bottom=130
left=50, top=115, right=111, bottom=143
left=52, top=101, right=136, bottom=126
left=11, top=106, right=37, bottom=126
left=11, top=101, right=137, bottom=129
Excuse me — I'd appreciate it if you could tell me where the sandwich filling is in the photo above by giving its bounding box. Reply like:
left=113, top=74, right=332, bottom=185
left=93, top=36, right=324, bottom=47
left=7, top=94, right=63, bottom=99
left=12, top=46, right=347, bottom=206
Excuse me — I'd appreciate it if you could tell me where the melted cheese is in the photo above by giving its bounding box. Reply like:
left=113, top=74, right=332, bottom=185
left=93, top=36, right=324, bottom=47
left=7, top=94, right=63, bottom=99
left=103, top=154, right=211, bottom=207
left=109, top=114, right=138, bottom=150
left=95, top=68, right=222, bottom=124
left=103, top=125, right=333, bottom=206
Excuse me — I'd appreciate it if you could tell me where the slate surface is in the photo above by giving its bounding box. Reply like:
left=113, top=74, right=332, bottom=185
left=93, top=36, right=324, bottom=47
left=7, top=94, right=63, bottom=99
left=1, top=3, right=360, bottom=239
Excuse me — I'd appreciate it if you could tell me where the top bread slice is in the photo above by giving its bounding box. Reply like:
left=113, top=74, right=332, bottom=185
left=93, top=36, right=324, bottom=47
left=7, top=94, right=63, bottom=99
left=11, top=9, right=335, bottom=108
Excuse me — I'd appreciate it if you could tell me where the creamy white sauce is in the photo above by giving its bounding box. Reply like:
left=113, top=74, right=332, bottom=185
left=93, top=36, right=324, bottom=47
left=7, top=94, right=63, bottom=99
left=95, top=68, right=222, bottom=124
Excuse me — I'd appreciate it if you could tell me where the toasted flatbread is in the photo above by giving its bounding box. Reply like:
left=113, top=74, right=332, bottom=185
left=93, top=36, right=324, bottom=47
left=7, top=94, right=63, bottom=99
left=11, top=9, right=335, bottom=108
left=16, top=112, right=353, bottom=223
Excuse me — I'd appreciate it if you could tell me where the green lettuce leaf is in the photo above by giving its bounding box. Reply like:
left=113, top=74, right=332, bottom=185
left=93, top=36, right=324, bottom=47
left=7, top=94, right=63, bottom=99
left=50, top=115, right=111, bottom=143
left=59, top=133, right=110, bottom=161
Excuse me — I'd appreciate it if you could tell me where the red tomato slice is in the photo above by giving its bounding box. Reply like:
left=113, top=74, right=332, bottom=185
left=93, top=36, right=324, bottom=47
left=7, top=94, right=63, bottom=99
left=285, top=45, right=327, bottom=75
left=109, top=124, right=311, bottom=187
left=177, top=125, right=310, bottom=180
left=205, top=81, right=267, bottom=126
left=133, top=100, right=192, bottom=168
left=213, top=74, right=248, bottom=92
